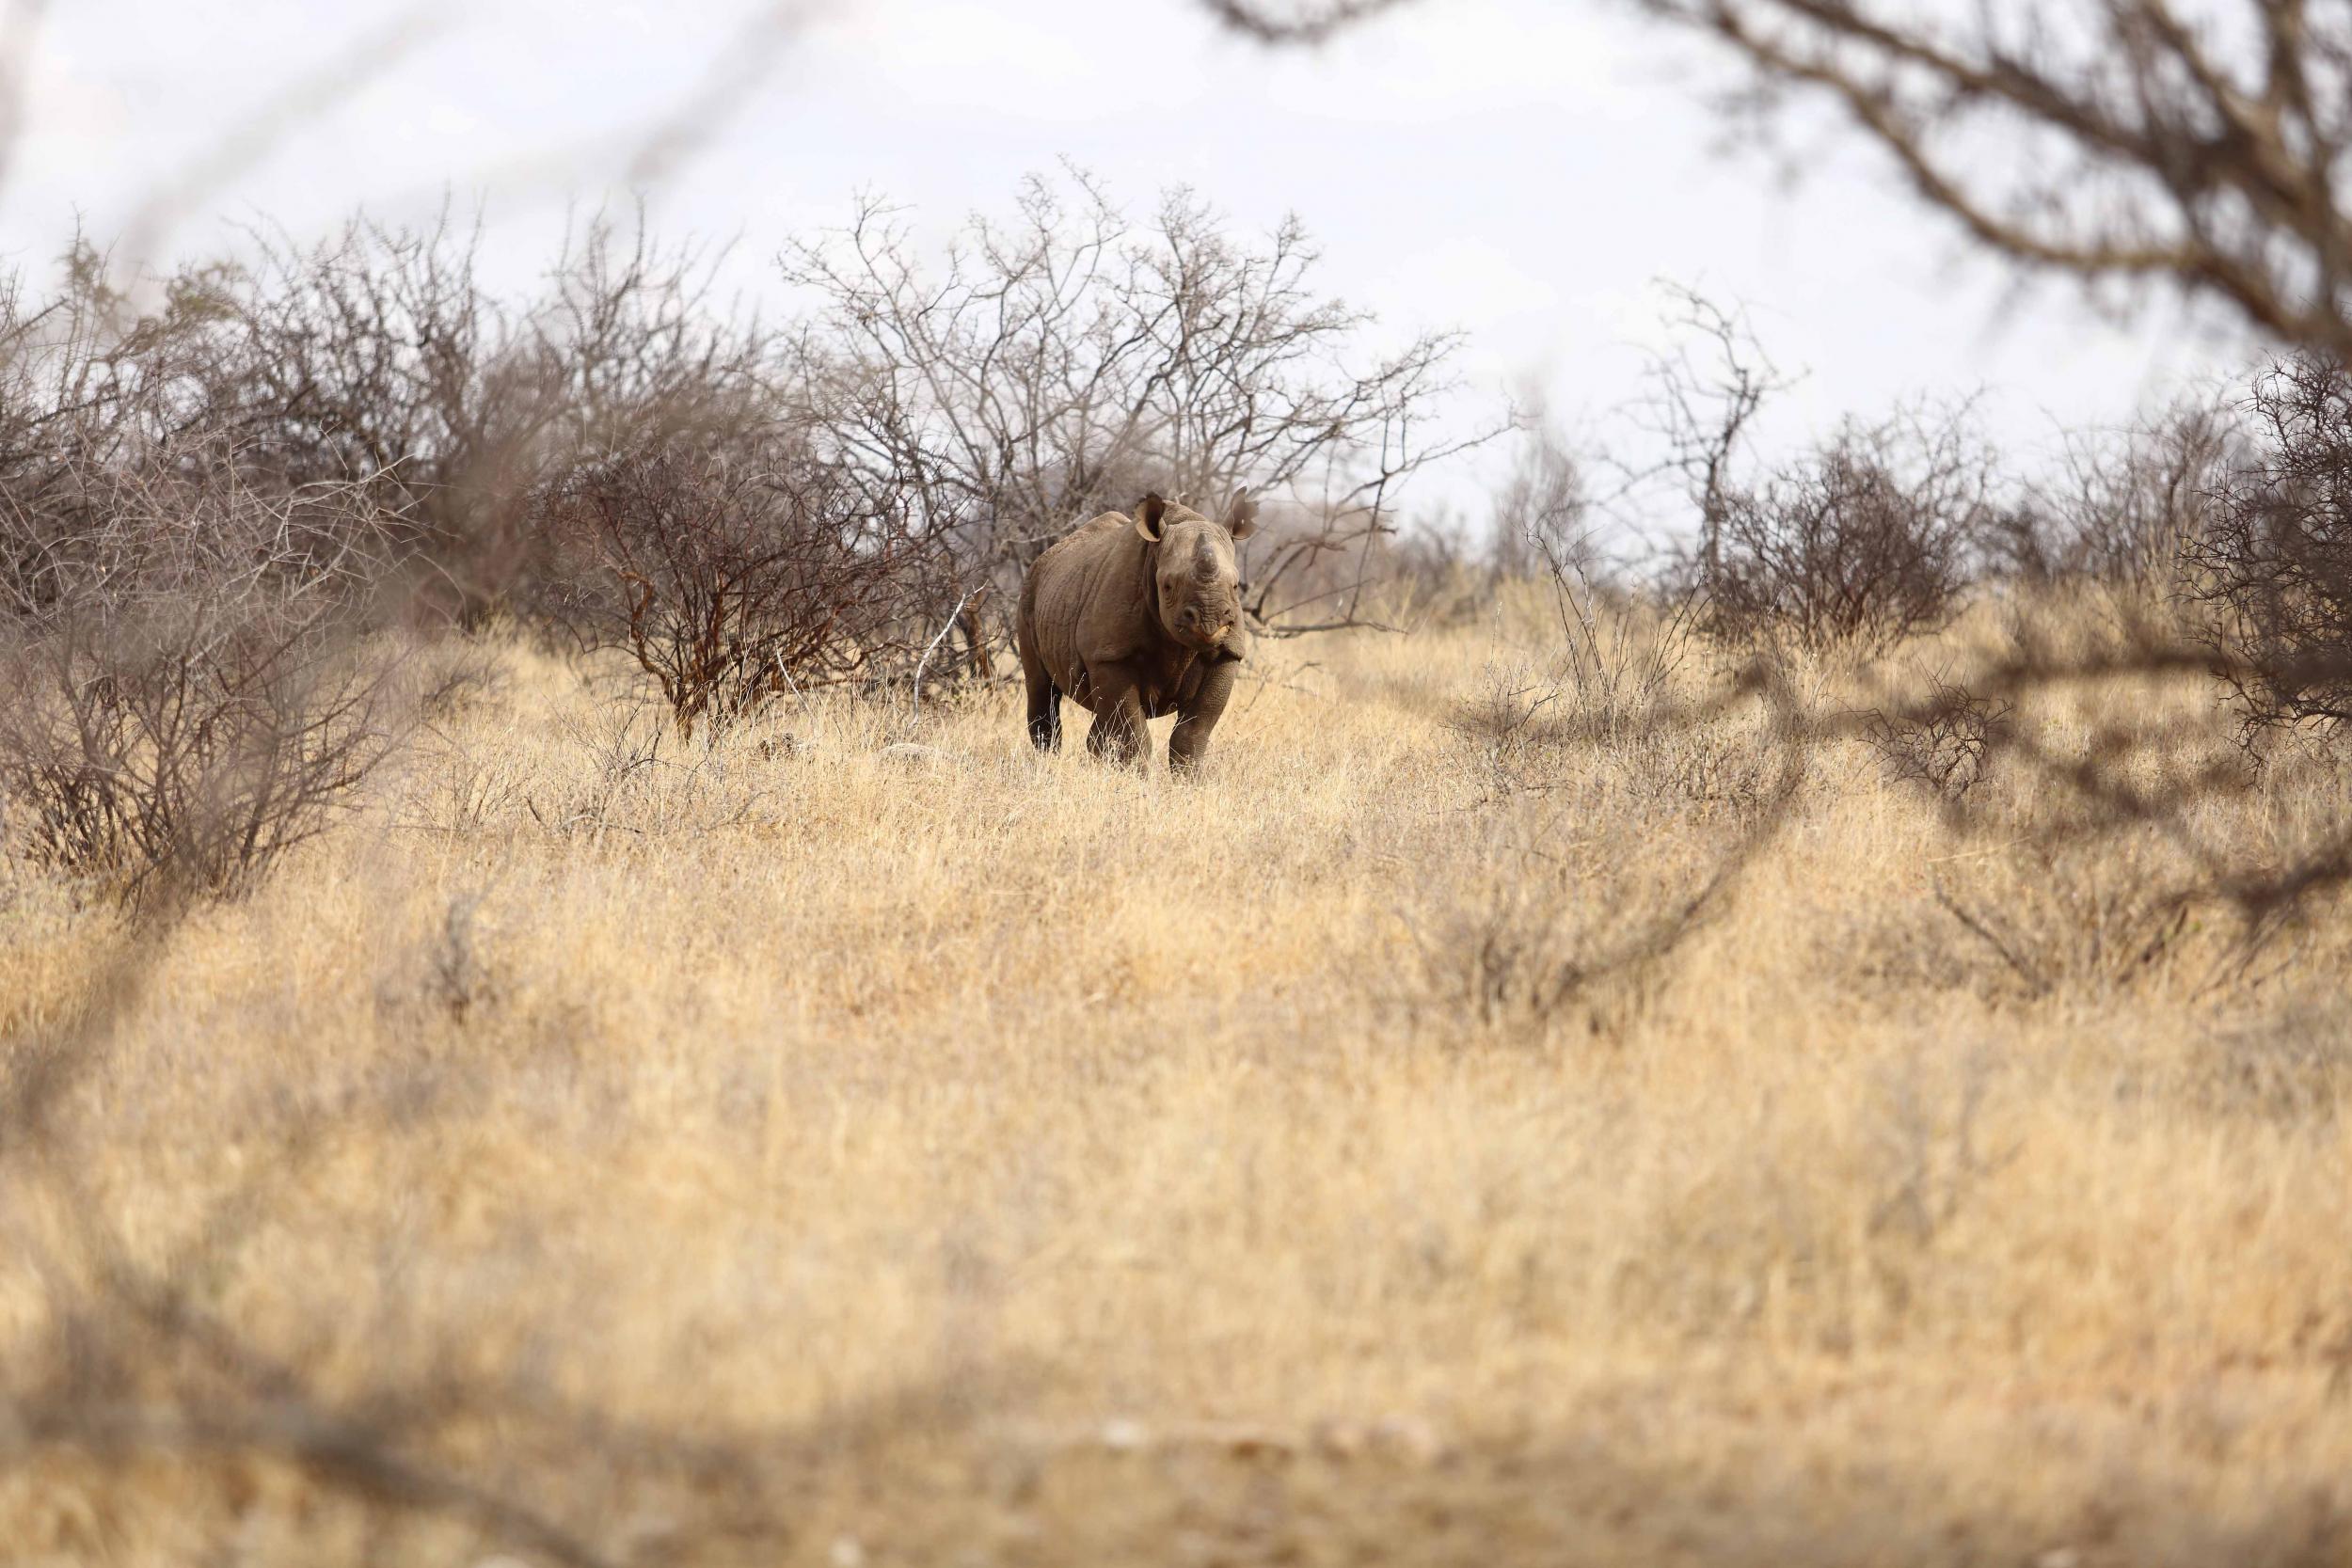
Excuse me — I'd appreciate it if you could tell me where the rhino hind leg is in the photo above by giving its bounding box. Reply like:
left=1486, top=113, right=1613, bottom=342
left=1021, top=641, right=1062, bottom=752
left=1026, top=678, right=1062, bottom=752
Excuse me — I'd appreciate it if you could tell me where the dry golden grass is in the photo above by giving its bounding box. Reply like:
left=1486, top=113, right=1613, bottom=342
left=1, top=591, right=2348, bottom=1566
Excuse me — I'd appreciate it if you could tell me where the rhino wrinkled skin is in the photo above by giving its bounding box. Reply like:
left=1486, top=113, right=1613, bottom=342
left=1016, top=492, right=1259, bottom=772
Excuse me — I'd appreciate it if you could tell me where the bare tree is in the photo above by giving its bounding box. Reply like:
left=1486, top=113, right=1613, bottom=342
left=780, top=169, right=1496, bottom=652
left=1199, top=0, right=1414, bottom=42
left=1649, top=0, right=2352, bottom=359
left=1622, top=286, right=1794, bottom=582
left=1206, top=0, right=2352, bottom=362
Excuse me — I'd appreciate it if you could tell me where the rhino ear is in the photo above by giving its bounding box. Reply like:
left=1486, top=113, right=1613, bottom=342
left=1224, top=490, right=1260, bottom=541
left=1135, top=493, right=1168, bottom=543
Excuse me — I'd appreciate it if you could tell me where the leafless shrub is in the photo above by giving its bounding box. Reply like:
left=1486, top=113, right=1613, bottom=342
left=0, top=244, right=232, bottom=582
left=1518, top=420, right=1708, bottom=734
left=4, top=211, right=790, bottom=636
left=194, top=214, right=538, bottom=580
left=1453, top=659, right=1567, bottom=788
left=1857, top=678, right=2012, bottom=801
left=526, top=697, right=670, bottom=846
left=1929, top=844, right=2201, bottom=1005
left=524, top=695, right=771, bottom=846
left=2184, top=356, right=2352, bottom=742
left=1702, top=413, right=1985, bottom=659
left=534, top=441, right=946, bottom=736
left=1457, top=429, right=1705, bottom=784
left=1400, top=829, right=1712, bottom=1044
left=781, top=170, right=1499, bottom=649
left=1547, top=564, right=1702, bottom=742
left=2018, top=403, right=2243, bottom=592
left=198, top=214, right=782, bottom=623
left=0, top=451, right=410, bottom=908
left=397, top=735, right=527, bottom=837
left=1453, top=588, right=1710, bottom=801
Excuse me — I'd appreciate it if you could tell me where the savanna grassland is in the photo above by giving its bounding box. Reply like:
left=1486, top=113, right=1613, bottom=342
left=2, top=584, right=2347, bottom=1567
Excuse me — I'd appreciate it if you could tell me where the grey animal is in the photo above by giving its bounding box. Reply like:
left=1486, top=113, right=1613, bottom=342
left=1016, top=492, right=1259, bottom=771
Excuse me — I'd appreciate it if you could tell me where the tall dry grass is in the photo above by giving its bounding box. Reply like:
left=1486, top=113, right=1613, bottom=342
left=0, top=589, right=2347, bottom=1566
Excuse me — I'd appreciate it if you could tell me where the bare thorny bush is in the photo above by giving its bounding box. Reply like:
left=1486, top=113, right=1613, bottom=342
left=1702, top=412, right=1987, bottom=658
left=0, top=215, right=786, bottom=617
left=206, top=215, right=795, bottom=627
left=1457, top=329, right=1743, bottom=763
left=1989, top=401, right=2244, bottom=595
left=2186, top=355, right=2352, bottom=742
left=1608, top=289, right=1986, bottom=662
left=533, top=441, right=951, bottom=736
left=0, top=446, right=414, bottom=909
left=1854, top=675, right=2012, bottom=802
left=1439, top=300, right=2352, bottom=1044
left=1458, top=421, right=1703, bottom=772
left=1518, top=424, right=1708, bottom=736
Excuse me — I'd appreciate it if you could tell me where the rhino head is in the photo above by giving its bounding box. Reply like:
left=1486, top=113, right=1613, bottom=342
left=1134, top=491, right=1259, bottom=659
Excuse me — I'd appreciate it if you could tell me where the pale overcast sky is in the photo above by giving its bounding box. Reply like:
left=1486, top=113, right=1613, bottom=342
left=2, top=0, right=2268, bottom=543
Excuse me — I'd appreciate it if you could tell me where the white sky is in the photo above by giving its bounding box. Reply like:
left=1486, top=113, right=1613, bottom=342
left=1, top=0, right=2269, bottom=547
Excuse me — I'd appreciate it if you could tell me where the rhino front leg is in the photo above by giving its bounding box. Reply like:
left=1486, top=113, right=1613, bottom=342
left=1169, top=658, right=1239, bottom=775
left=1084, top=670, right=1151, bottom=768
